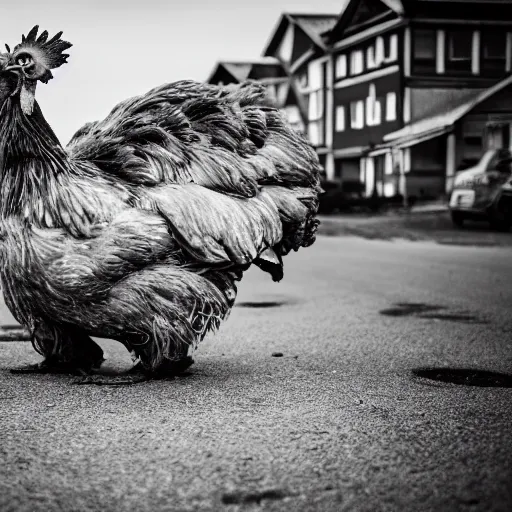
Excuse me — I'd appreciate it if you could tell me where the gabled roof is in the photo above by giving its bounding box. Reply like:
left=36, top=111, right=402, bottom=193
left=262, top=13, right=339, bottom=57
left=327, top=0, right=403, bottom=45
left=207, top=57, right=283, bottom=84
left=222, top=63, right=253, bottom=82
left=383, top=74, right=512, bottom=146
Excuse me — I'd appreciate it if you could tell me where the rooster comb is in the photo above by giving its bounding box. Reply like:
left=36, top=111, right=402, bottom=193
left=12, top=25, right=72, bottom=82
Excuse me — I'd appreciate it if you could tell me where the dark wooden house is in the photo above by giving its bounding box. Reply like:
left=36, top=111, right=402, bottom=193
left=327, top=0, right=512, bottom=200
left=206, top=1, right=512, bottom=201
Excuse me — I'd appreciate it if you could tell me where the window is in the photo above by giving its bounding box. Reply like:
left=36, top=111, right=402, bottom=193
left=483, top=32, right=506, bottom=59
left=308, top=60, right=323, bottom=90
left=412, top=28, right=436, bottom=73
left=413, top=29, right=436, bottom=60
left=350, top=50, right=364, bottom=75
left=365, top=84, right=381, bottom=126
left=308, top=90, right=323, bottom=121
left=375, top=37, right=385, bottom=67
left=350, top=100, right=364, bottom=129
left=385, top=34, right=398, bottom=63
left=384, top=153, right=393, bottom=175
left=448, top=31, right=472, bottom=61
left=481, top=30, right=507, bottom=75
left=308, top=122, right=323, bottom=147
left=447, top=30, right=473, bottom=73
left=367, top=46, right=376, bottom=69
left=335, top=54, right=347, bottom=79
left=336, top=106, right=345, bottom=132
left=385, top=92, right=397, bottom=121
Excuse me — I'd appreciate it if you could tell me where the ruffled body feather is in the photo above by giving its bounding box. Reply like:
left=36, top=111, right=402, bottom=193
left=0, top=79, right=321, bottom=368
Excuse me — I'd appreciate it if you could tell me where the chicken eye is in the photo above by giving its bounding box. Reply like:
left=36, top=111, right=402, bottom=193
left=16, top=55, right=34, bottom=67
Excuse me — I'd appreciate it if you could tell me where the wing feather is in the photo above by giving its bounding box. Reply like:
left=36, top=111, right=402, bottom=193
left=65, top=79, right=321, bottom=268
left=143, top=184, right=282, bottom=265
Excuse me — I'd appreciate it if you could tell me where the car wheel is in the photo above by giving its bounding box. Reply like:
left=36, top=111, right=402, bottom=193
left=451, top=211, right=465, bottom=228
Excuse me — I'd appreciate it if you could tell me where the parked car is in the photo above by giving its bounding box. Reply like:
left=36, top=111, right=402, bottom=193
left=318, top=180, right=365, bottom=214
left=449, top=148, right=512, bottom=231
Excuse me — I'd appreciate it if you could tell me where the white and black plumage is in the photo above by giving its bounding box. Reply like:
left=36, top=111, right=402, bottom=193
left=0, top=26, right=321, bottom=383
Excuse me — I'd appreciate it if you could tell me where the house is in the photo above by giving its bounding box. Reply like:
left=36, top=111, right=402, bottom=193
left=207, top=57, right=306, bottom=132
left=326, top=0, right=512, bottom=201
left=261, top=13, right=339, bottom=176
left=206, top=1, right=512, bottom=202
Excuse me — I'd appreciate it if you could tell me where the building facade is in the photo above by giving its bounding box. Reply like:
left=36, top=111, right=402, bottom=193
left=208, top=0, right=512, bottom=202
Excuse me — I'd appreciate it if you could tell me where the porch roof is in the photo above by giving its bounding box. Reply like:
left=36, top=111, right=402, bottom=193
left=383, top=74, right=512, bottom=147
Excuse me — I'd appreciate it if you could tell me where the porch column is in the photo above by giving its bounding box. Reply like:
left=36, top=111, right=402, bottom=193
left=445, top=133, right=456, bottom=194
left=325, top=152, right=335, bottom=181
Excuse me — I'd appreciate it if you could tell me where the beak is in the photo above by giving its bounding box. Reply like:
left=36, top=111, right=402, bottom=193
left=3, top=64, right=22, bottom=73
left=1, top=64, right=36, bottom=115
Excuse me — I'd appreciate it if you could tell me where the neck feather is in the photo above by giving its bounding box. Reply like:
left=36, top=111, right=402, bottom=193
left=0, top=98, right=70, bottom=216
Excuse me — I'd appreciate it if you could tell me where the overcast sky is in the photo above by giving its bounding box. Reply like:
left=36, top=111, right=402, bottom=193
left=1, top=0, right=347, bottom=144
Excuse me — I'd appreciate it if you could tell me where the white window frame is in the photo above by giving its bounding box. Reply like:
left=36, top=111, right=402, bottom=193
left=384, top=152, right=394, bottom=175
left=385, top=92, right=397, bottom=122
left=308, top=120, right=324, bottom=147
left=375, top=36, right=385, bottom=67
left=365, top=84, right=382, bottom=126
left=307, top=59, right=323, bottom=91
left=335, top=106, right=346, bottom=132
left=350, top=100, right=364, bottom=129
left=308, top=89, right=324, bottom=122
left=350, top=50, right=364, bottom=75
left=335, top=54, right=347, bottom=78
left=385, top=34, right=398, bottom=63
left=367, top=45, right=376, bottom=69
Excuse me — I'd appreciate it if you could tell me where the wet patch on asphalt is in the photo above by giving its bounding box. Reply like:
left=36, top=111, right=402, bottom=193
left=379, top=302, right=488, bottom=324
left=221, top=488, right=292, bottom=505
left=380, top=303, right=446, bottom=317
left=412, top=368, right=512, bottom=388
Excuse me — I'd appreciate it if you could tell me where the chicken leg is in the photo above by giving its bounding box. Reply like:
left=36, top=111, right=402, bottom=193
left=71, top=333, right=195, bottom=386
left=10, top=323, right=105, bottom=376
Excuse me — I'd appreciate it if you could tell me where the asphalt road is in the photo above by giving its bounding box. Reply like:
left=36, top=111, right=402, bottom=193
left=1, top=235, right=511, bottom=512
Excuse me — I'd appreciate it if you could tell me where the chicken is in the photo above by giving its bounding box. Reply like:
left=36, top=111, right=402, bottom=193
left=0, top=26, right=321, bottom=384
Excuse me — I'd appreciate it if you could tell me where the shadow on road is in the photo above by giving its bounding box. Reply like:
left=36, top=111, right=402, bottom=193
left=412, top=368, right=512, bottom=388
left=380, top=302, right=488, bottom=324
left=236, top=300, right=292, bottom=308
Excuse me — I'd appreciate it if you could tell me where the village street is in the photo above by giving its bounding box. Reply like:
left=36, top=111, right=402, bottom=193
left=1, top=234, right=511, bottom=512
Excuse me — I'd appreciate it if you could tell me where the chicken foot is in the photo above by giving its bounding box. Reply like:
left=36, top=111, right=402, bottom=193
left=10, top=323, right=105, bottom=376
left=71, top=356, right=195, bottom=386
left=71, top=333, right=195, bottom=386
